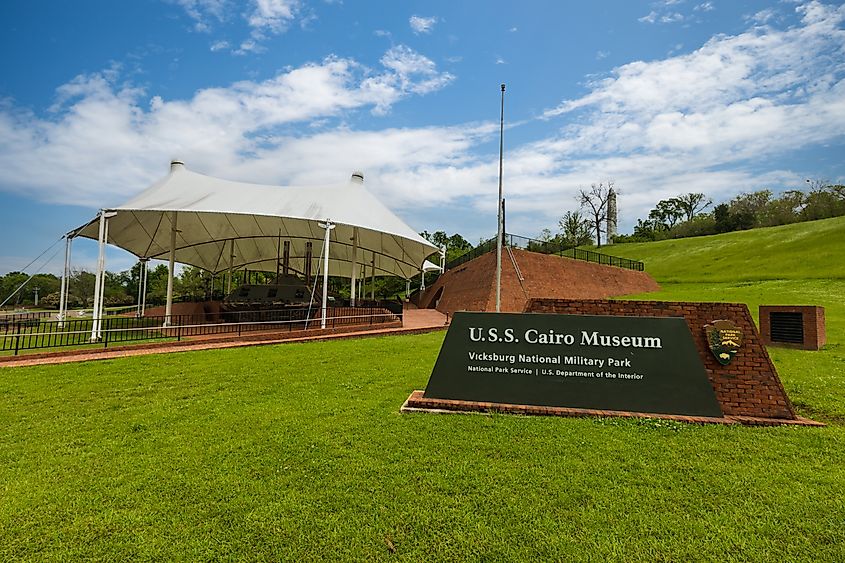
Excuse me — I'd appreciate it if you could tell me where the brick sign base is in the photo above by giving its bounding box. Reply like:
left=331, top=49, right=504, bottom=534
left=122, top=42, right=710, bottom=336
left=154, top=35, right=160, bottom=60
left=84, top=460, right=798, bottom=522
left=403, top=299, right=822, bottom=426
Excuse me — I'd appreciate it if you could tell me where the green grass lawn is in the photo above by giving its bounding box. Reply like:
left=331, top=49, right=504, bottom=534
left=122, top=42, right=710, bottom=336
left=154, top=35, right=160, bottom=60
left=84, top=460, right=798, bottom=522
left=2, top=219, right=845, bottom=561
left=2, top=330, right=844, bottom=562
left=608, top=215, right=845, bottom=282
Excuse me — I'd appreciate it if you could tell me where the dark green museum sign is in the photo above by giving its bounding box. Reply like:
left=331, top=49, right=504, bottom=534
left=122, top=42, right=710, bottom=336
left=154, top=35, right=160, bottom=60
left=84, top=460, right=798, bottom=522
left=423, top=312, right=723, bottom=417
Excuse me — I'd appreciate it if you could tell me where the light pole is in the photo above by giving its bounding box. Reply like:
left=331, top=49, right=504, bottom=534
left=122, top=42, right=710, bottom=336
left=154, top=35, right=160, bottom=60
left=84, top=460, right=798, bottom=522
left=496, top=83, right=506, bottom=312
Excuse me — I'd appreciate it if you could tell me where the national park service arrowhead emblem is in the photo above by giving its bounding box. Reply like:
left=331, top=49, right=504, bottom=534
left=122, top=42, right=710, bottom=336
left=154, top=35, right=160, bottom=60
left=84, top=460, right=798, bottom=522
left=704, top=320, right=743, bottom=365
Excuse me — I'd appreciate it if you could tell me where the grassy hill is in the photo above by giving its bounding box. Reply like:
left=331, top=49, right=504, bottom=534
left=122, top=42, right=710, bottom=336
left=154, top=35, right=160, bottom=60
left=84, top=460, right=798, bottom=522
left=609, top=215, right=845, bottom=282
left=2, top=217, right=845, bottom=561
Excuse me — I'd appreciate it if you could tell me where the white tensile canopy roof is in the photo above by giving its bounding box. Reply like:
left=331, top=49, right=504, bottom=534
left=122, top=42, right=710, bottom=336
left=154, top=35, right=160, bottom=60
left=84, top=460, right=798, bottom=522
left=422, top=259, right=442, bottom=273
left=71, top=162, right=439, bottom=280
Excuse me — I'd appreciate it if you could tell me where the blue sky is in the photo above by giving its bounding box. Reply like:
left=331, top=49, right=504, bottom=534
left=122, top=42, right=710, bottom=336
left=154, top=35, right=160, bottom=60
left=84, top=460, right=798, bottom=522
left=1, top=0, right=844, bottom=275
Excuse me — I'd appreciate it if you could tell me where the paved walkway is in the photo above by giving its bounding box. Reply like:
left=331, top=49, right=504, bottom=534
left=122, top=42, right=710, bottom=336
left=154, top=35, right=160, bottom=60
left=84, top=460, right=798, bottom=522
left=1, top=308, right=449, bottom=368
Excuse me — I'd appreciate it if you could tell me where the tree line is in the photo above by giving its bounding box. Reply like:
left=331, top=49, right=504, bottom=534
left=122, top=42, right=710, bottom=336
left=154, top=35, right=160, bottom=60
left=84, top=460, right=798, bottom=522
left=617, top=180, right=845, bottom=243
left=533, top=180, right=845, bottom=247
left=0, top=264, right=213, bottom=310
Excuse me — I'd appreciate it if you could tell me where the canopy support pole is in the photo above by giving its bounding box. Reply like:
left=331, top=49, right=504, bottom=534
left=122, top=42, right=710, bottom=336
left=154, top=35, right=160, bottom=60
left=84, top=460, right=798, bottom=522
left=97, top=215, right=110, bottom=338
left=350, top=227, right=358, bottom=306
left=370, top=253, right=375, bottom=300
left=275, top=230, right=282, bottom=282
left=227, top=239, right=235, bottom=294
left=164, top=211, right=177, bottom=327
left=140, top=260, right=148, bottom=316
left=136, top=258, right=148, bottom=317
left=90, top=211, right=106, bottom=341
left=58, top=235, right=72, bottom=327
left=319, top=221, right=335, bottom=329
left=421, top=268, right=426, bottom=291
left=135, top=260, right=143, bottom=317
left=305, top=242, right=313, bottom=286
left=406, top=279, right=410, bottom=299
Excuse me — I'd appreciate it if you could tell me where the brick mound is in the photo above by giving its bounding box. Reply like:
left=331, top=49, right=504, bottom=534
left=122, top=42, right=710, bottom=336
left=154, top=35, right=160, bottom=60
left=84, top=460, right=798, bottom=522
left=418, top=248, right=660, bottom=315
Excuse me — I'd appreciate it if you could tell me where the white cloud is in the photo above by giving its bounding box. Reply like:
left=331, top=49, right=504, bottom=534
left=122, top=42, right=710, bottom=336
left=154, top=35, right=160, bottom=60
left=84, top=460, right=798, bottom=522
left=639, top=0, right=697, bottom=25
left=174, top=0, right=229, bottom=32
left=0, top=47, right=457, bottom=207
left=660, top=12, right=685, bottom=23
left=247, top=0, right=300, bottom=35
left=409, top=15, right=437, bottom=34
left=747, top=9, right=776, bottom=25
left=377, top=45, right=455, bottom=99
left=520, top=1, right=845, bottom=225
left=638, top=11, right=659, bottom=24
left=235, top=39, right=265, bottom=55
left=175, top=0, right=305, bottom=53
left=2, top=2, right=844, bottom=242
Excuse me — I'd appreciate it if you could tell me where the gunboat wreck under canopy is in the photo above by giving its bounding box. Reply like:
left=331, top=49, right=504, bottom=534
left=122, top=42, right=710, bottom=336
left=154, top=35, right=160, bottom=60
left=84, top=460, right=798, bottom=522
left=70, top=161, right=440, bottom=280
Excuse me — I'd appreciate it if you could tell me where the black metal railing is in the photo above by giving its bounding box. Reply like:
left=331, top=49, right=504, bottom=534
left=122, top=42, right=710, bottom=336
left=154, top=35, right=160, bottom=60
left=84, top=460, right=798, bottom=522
left=444, top=236, right=498, bottom=270
left=0, top=310, right=56, bottom=324
left=503, top=234, right=645, bottom=271
left=440, top=233, right=643, bottom=273
left=0, top=304, right=402, bottom=356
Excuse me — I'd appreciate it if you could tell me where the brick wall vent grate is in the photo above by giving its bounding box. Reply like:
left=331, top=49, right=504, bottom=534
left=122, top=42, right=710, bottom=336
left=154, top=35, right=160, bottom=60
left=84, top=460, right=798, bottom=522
left=770, top=312, right=804, bottom=344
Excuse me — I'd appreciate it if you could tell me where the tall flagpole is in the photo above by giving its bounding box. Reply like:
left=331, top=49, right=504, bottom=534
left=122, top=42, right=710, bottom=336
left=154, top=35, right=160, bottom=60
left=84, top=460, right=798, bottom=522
left=496, top=83, right=506, bottom=312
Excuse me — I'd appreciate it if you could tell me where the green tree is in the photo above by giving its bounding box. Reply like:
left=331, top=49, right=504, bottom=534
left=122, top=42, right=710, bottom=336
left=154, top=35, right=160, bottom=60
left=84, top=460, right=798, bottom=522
left=578, top=182, right=613, bottom=247
left=648, top=199, right=684, bottom=231
left=729, top=190, right=771, bottom=228
left=29, top=274, right=61, bottom=306
left=103, top=271, right=132, bottom=305
left=68, top=270, right=97, bottom=307
left=558, top=210, right=593, bottom=248
left=632, top=218, right=661, bottom=241
left=0, top=272, right=29, bottom=307
left=674, top=193, right=712, bottom=222
left=827, top=184, right=845, bottom=201
left=178, top=266, right=213, bottom=301
left=761, top=190, right=804, bottom=226
left=420, top=231, right=473, bottom=263
left=145, top=265, right=172, bottom=305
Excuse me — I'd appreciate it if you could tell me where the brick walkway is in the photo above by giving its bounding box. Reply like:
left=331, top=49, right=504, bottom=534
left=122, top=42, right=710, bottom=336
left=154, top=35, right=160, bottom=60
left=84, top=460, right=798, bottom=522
left=0, top=308, right=448, bottom=368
